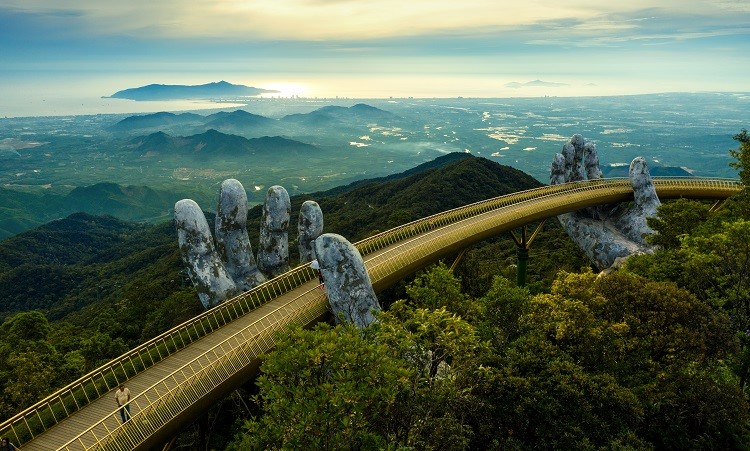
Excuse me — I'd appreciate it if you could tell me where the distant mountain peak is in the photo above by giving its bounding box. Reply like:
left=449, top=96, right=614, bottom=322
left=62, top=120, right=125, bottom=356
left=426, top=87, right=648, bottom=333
left=281, top=103, right=398, bottom=125
left=106, top=81, right=279, bottom=101
left=505, top=80, right=569, bottom=89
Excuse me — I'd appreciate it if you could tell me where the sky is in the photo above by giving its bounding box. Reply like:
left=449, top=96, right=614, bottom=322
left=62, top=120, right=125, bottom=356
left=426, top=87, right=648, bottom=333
left=1, top=0, right=749, bottom=115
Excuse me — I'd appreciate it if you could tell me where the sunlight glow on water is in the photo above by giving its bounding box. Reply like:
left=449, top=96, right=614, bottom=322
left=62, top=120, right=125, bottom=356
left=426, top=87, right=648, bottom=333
left=258, top=82, right=310, bottom=98
left=1, top=97, right=249, bottom=119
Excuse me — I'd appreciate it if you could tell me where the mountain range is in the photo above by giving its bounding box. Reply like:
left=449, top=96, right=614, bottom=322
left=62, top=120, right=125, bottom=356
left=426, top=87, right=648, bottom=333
left=127, top=129, right=316, bottom=159
left=108, top=103, right=399, bottom=137
left=0, top=183, right=182, bottom=240
left=0, top=153, right=543, bottom=320
left=106, top=81, right=279, bottom=101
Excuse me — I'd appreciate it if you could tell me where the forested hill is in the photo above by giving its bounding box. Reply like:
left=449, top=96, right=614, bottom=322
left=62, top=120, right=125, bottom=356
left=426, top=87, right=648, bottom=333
left=303, top=154, right=542, bottom=241
left=0, top=154, right=542, bottom=323
left=0, top=153, right=559, bottom=419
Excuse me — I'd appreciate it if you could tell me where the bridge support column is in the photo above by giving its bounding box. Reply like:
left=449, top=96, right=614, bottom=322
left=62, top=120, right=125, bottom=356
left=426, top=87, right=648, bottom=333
left=516, top=247, right=529, bottom=287
left=510, top=220, right=546, bottom=287
left=709, top=199, right=726, bottom=213
left=449, top=249, right=467, bottom=272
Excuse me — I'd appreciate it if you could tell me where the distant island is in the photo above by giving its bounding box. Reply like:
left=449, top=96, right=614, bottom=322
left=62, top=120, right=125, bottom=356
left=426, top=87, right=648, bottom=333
left=105, top=81, right=279, bottom=101
left=505, top=80, right=570, bottom=89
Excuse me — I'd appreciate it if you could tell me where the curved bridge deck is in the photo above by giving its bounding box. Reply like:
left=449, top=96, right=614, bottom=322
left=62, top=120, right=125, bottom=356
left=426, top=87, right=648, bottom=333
left=2, top=178, right=741, bottom=450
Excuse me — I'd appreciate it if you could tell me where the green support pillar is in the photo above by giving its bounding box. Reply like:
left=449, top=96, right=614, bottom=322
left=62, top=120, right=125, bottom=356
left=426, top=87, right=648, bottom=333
left=516, top=247, right=529, bottom=287
left=510, top=220, right=546, bottom=288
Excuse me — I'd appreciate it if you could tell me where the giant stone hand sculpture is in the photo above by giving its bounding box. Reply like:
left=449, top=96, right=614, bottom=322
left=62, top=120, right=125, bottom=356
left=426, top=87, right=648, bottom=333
left=175, top=180, right=379, bottom=330
left=550, top=134, right=660, bottom=270
left=175, top=181, right=293, bottom=308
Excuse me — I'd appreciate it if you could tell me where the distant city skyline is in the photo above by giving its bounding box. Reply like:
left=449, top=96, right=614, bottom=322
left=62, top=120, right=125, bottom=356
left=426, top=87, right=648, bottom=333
left=1, top=0, right=749, bottom=116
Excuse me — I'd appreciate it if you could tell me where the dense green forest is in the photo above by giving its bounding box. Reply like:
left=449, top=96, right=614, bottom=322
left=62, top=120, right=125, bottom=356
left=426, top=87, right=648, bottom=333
left=2, top=131, right=749, bottom=449
left=0, top=153, right=587, bottom=421
left=222, top=130, right=750, bottom=450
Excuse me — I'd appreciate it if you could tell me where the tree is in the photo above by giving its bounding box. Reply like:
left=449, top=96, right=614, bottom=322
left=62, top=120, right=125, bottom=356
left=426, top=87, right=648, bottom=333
left=229, top=323, right=410, bottom=450
left=405, top=262, right=476, bottom=319
left=475, top=275, right=531, bottom=351
left=368, top=302, right=486, bottom=449
left=680, top=220, right=750, bottom=328
left=540, top=271, right=749, bottom=448
left=646, top=199, right=710, bottom=249
left=1, top=311, right=51, bottom=344
left=730, top=129, right=750, bottom=186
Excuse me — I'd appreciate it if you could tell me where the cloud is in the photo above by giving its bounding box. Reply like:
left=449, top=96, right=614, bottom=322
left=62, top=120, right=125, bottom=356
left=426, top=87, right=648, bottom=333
left=3, top=0, right=747, bottom=41
left=2, top=0, right=748, bottom=96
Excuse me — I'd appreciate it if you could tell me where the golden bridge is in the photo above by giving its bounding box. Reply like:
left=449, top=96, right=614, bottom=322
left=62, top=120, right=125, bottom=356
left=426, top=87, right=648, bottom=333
left=1, top=177, right=742, bottom=450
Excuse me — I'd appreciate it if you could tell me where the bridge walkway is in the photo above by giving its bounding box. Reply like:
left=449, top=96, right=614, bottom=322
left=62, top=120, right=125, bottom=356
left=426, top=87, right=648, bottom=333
left=31, top=278, right=324, bottom=450
left=33, top=239, right=408, bottom=450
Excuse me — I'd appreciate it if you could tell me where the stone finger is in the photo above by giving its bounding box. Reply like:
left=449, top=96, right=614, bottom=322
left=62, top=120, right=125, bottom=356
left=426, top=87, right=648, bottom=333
left=565, top=134, right=585, bottom=182
left=298, top=200, right=324, bottom=264
left=258, top=185, right=291, bottom=278
left=629, top=157, right=660, bottom=211
left=215, top=179, right=266, bottom=291
left=584, top=142, right=603, bottom=180
left=550, top=153, right=567, bottom=185
left=174, top=199, right=238, bottom=308
left=314, top=233, right=381, bottom=328
left=561, top=143, right=575, bottom=182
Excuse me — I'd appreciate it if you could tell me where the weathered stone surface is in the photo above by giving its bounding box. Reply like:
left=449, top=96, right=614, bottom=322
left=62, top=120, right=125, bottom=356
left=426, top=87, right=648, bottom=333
left=562, top=134, right=586, bottom=182
left=584, top=142, right=602, bottom=180
left=555, top=212, right=649, bottom=270
left=174, top=199, right=239, bottom=308
left=215, top=179, right=266, bottom=290
left=257, top=185, right=291, bottom=278
left=298, top=200, right=324, bottom=263
left=314, top=233, right=381, bottom=328
left=613, top=157, right=660, bottom=245
left=550, top=135, right=659, bottom=270
left=175, top=178, right=380, bottom=321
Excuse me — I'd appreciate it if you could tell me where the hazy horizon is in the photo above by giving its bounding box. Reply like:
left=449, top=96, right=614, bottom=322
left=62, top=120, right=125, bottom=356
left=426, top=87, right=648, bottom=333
left=2, top=1, right=748, bottom=117
left=2, top=73, right=749, bottom=118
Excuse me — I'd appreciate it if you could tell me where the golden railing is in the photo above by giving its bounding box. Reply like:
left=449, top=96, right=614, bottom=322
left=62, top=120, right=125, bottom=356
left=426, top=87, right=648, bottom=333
left=355, top=177, right=742, bottom=259
left=60, top=286, right=330, bottom=450
left=361, top=177, right=742, bottom=290
left=0, top=264, right=320, bottom=446
left=0, top=177, right=742, bottom=448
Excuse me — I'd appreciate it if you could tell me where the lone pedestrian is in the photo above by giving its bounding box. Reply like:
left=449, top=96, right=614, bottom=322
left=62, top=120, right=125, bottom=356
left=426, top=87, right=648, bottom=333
left=0, top=437, right=16, bottom=450
left=0, top=437, right=17, bottom=451
left=115, top=384, right=131, bottom=423
left=310, top=259, right=324, bottom=288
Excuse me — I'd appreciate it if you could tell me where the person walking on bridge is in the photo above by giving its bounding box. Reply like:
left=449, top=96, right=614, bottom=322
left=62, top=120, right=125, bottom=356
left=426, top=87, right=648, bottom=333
left=0, top=437, right=16, bottom=450
left=115, top=384, right=131, bottom=423
left=310, top=259, right=324, bottom=289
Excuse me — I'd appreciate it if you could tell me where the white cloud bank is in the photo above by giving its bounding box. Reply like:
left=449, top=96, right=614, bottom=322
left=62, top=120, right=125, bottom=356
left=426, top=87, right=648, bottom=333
left=3, top=0, right=747, bottom=40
